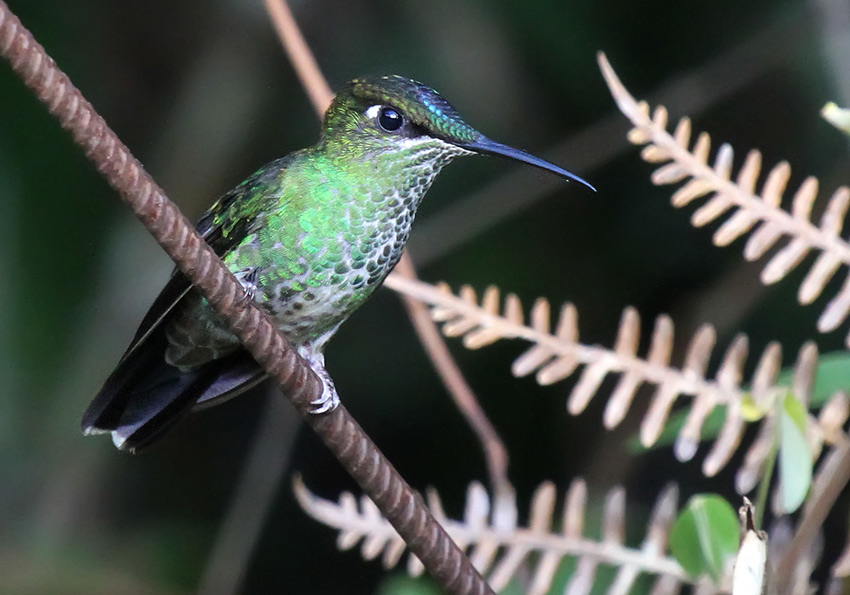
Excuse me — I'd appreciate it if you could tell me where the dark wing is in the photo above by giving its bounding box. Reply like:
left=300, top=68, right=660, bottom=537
left=80, top=162, right=291, bottom=451
left=105, top=177, right=258, bottom=368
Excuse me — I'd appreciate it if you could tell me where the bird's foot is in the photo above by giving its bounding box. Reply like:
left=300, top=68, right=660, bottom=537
left=309, top=384, right=339, bottom=414
left=234, top=268, right=259, bottom=305
left=298, top=345, right=340, bottom=414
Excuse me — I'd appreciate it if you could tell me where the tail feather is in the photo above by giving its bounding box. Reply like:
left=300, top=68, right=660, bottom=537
left=83, top=269, right=268, bottom=452
left=103, top=367, right=217, bottom=450
left=83, top=329, right=266, bottom=452
left=82, top=330, right=170, bottom=434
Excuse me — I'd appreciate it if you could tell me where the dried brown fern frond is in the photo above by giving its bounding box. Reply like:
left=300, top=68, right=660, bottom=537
left=385, top=275, right=842, bottom=481
left=293, top=476, right=711, bottom=595
left=597, top=52, right=850, bottom=346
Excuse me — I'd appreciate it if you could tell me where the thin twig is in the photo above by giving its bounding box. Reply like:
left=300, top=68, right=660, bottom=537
left=263, top=0, right=510, bottom=494
left=263, top=0, right=332, bottom=116
left=0, top=4, right=492, bottom=593
left=395, top=254, right=511, bottom=495
left=753, top=435, right=778, bottom=530
left=775, top=437, right=850, bottom=593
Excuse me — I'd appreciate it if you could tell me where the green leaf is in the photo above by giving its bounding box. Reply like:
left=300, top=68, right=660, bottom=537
left=376, top=575, right=441, bottom=595
left=809, top=352, right=850, bottom=405
left=740, top=392, right=769, bottom=422
left=670, top=495, right=739, bottom=582
left=631, top=351, right=850, bottom=453
left=778, top=393, right=813, bottom=513
left=774, top=351, right=850, bottom=407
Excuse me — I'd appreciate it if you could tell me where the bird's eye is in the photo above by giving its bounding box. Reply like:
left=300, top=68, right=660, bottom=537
left=377, top=107, right=403, bottom=132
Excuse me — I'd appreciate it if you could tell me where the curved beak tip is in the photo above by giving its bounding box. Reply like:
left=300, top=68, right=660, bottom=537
left=461, top=137, right=595, bottom=192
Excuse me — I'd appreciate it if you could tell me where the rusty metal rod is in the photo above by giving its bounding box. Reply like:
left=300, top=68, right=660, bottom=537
left=0, top=4, right=493, bottom=593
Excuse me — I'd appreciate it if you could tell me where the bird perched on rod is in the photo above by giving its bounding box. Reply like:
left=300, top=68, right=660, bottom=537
left=81, top=74, right=594, bottom=452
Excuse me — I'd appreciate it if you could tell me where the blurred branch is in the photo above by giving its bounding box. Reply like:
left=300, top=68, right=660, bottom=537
left=200, top=1, right=512, bottom=592
left=0, top=4, right=492, bottom=594
left=197, top=393, right=298, bottom=595
left=263, top=0, right=332, bottom=116
left=775, top=437, right=850, bottom=594
left=394, top=254, right=511, bottom=496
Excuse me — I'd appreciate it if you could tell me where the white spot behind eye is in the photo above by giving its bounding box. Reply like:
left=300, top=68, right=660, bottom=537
left=365, top=105, right=382, bottom=119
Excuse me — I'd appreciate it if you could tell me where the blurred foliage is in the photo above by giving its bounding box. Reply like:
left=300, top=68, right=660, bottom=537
left=669, top=495, right=739, bottom=583
left=1, top=0, right=848, bottom=593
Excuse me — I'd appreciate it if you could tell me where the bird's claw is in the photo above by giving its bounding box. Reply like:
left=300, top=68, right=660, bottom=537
left=237, top=286, right=255, bottom=306
left=299, top=343, right=340, bottom=414
left=235, top=268, right=259, bottom=306
left=309, top=392, right=340, bottom=414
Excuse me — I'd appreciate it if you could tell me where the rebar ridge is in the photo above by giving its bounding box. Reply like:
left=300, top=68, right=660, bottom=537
left=0, top=3, right=493, bottom=593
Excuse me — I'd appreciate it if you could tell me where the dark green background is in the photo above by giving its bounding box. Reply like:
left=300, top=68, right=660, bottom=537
left=0, top=0, right=845, bottom=593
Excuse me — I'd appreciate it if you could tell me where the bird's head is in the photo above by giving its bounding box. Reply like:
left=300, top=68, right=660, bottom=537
left=319, top=75, right=594, bottom=190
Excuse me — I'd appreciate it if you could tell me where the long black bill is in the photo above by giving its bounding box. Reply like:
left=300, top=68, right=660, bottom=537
left=461, top=136, right=596, bottom=192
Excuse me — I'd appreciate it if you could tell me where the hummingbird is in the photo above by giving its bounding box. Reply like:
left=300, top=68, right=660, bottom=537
left=81, top=75, right=594, bottom=452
